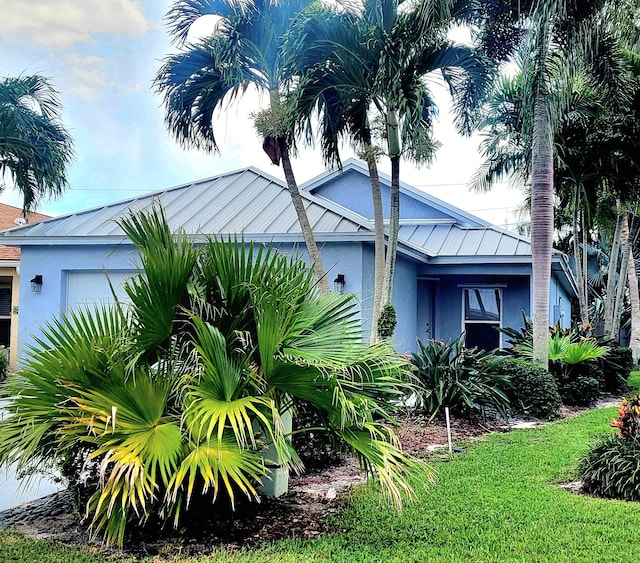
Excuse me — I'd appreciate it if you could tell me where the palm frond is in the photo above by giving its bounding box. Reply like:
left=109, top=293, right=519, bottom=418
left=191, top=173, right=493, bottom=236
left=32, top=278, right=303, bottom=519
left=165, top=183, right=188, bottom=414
left=117, top=202, right=199, bottom=353
left=338, top=422, right=432, bottom=511
left=167, top=439, right=267, bottom=509
left=0, top=74, right=74, bottom=212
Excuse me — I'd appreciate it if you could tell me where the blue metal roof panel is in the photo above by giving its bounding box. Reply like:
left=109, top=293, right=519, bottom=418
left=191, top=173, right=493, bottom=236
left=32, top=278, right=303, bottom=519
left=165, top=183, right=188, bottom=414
left=476, top=229, right=502, bottom=255
left=1, top=168, right=369, bottom=242
left=437, top=227, right=467, bottom=255
left=495, top=233, right=519, bottom=255
left=455, top=230, right=483, bottom=255
left=421, top=225, right=453, bottom=255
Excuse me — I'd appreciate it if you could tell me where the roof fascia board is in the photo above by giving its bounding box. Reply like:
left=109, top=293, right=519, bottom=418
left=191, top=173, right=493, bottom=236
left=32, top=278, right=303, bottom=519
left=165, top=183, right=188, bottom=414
left=3, top=232, right=431, bottom=263
left=427, top=256, right=532, bottom=265
left=552, top=254, right=579, bottom=296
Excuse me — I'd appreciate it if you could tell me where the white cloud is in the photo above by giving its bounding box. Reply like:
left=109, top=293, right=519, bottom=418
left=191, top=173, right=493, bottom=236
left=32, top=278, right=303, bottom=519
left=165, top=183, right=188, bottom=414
left=0, top=0, right=148, bottom=48
left=61, top=54, right=112, bottom=102
left=186, top=15, right=223, bottom=44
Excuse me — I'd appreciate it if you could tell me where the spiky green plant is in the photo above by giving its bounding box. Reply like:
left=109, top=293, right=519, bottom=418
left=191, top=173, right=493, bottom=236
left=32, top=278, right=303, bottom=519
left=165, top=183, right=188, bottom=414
left=411, top=333, right=510, bottom=421
left=0, top=204, right=426, bottom=545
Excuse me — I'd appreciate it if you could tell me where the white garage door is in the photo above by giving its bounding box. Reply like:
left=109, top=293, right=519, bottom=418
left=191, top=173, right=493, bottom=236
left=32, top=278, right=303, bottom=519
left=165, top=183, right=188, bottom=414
left=65, top=271, right=135, bottom=312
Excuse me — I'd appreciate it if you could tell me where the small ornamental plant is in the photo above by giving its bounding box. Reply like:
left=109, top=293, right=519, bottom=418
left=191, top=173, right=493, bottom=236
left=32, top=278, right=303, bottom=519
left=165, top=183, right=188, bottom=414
left=579, top=393, right=640, bottom=501
left=610, top=394, right=640, bottom=438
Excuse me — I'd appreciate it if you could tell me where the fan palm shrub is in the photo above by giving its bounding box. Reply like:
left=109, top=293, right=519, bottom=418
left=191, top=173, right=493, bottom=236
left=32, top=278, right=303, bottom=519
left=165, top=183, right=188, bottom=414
left=0, top=204, right=425, bottom=545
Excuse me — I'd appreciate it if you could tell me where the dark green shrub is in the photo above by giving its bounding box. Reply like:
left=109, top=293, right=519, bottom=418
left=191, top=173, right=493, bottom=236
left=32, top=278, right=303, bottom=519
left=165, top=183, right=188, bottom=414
left=378, top=303, right=397, bottom=339
left=292, top=401, right=346, bottom=470
left=557, top=375, right=601, bottom=406
left=0, top=346, right=8, bottom=383
left=579, top=435, right=640, bottom=501
left=499, top=358, right=562, bottom=420
left=580, top=362, right=605, bottom=389
left=599, top=346, right=633, bottom=393
left=548, top=355, right=604, bottom=407
left=510, top=325, right=608, bottom=406
left=410, top=334, right=510, bottom=421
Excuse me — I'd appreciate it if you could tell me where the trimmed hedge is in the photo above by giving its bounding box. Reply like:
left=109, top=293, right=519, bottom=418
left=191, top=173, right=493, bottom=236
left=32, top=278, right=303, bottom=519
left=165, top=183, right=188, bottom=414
left=499, top=358, right=562, bottom=420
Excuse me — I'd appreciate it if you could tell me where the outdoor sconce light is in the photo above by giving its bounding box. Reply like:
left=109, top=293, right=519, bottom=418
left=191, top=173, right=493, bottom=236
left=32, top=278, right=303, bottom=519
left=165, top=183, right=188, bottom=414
left=30, top=274, right=43, bottom=293
left=333, top=273, right=346, bottom=293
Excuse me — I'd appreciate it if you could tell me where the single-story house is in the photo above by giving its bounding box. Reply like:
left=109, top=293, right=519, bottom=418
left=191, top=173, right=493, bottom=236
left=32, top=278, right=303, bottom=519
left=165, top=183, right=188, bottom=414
left=0, top=159, right=577, bottom=360
left=0, top=203, right=49, bottom=370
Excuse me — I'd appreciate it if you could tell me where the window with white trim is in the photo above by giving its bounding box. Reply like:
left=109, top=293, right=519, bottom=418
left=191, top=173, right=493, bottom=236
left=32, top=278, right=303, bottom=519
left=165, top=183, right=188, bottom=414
left=463, top=288, right=501, bottom=351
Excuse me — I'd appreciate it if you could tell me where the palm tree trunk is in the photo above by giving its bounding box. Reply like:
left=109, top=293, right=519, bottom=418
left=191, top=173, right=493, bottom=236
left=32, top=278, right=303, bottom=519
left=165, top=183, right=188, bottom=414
left=612, top=212, right=632, bottom=341
left=383, top=109, right=401, bottom=305
left=581, top=214, right=589, bottom=326
left=627, top=218, right=640, bottom=361
left=362, top=141, right=386, bottom=343
left=384, top=155, right=400, bottom=305
left=572, top=191, right=589, bottom=324
left=604, top=206, right=624, bottom=338
left=277, top=138, right=329, bottom=292
left=531, top=91, right=554, bottom=368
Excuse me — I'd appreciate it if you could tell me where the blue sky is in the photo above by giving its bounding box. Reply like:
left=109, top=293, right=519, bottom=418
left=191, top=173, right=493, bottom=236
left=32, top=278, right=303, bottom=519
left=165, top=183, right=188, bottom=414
left=0, top=0, right=523, bottom=226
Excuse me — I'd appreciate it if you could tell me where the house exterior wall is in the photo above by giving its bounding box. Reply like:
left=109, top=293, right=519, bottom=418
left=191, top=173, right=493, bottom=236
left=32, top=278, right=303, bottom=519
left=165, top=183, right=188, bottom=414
left=359, top=243, right=375, bottom=337
left=16, top=240, right=372, bottom=362
left=390, top=255, right=419, bottom=353
left=312, top=169, right=451, bottom=221
left=17, top=245, right=138, bottom=358
left=417, top=279, right=435, bottom=343
left=550, top=274, right=572, bottom=329
left=275, top=240, right=369, bottom=327
left=430, top=273, right=530, bottom=347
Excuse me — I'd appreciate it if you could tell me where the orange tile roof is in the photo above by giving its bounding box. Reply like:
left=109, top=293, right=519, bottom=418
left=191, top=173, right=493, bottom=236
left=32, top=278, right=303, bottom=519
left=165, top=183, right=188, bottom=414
left=0, top=203, right=50, bottom=262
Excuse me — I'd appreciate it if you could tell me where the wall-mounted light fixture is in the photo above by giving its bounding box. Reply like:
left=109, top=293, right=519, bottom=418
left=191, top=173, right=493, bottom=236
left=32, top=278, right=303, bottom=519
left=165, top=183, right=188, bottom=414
left=30, top=275, right=43, bottom=293
left=333, top=273, right=345, bottom=294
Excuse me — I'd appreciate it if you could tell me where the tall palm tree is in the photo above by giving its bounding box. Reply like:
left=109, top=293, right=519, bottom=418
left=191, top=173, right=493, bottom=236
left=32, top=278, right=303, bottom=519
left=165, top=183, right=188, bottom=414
left=472, top=0, right=626, bottom=366
left=289, top=0, right=490, bottom=339
left=473, top=65, right=605, bottom=327
left=155, top=0, right=329, bottom=291
left=0, top=74, right=73, bottom=213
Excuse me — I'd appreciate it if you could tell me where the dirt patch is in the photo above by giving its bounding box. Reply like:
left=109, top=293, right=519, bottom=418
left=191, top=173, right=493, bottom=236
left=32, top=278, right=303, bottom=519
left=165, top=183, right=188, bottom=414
left=396, top=413, right=507, bottom=455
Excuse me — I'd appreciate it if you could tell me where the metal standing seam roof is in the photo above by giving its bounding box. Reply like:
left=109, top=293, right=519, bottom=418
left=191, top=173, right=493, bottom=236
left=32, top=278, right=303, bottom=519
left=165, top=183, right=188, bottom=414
left=0, top=168, right=372, bottom=244
left=0, top=164, right=539, bottom=263
left=400, top=223, right=532, bottom=258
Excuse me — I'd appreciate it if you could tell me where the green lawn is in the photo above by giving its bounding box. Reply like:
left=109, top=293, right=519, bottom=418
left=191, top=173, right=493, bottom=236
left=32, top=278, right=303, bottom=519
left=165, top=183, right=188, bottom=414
left=1, top=406, right=637, bottom=562
left=628, top=369, right=640, bottom=392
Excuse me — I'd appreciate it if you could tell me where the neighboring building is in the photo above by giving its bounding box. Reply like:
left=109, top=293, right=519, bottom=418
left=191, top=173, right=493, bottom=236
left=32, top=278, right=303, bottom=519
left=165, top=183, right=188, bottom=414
left=0, top=160, right=577, bottom=361
left=0, top=203, right=49, bottom=369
